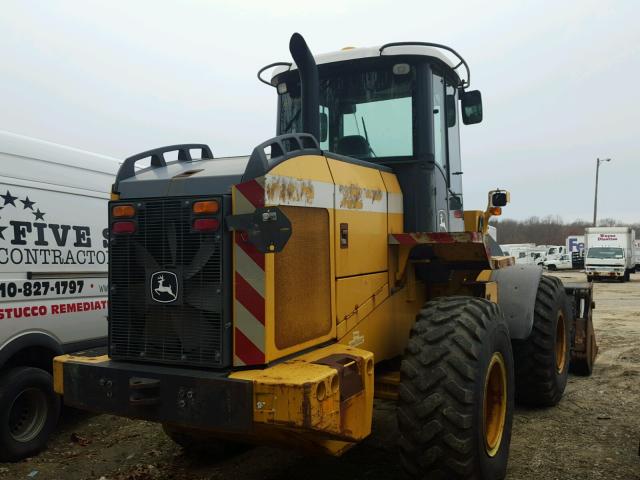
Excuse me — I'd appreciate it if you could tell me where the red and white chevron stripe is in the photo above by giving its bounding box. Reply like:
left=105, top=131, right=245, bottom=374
left=233, top=179, right=266, bottom=366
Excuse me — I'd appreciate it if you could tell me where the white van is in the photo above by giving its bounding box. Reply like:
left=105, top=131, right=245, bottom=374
left=0, top=131, right=118, bottom=461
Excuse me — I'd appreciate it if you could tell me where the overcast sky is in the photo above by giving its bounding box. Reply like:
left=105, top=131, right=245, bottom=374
left=1, top=0, right=638, bottom=222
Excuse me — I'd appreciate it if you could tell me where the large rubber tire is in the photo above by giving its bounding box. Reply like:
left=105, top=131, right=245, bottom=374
left=0, top=366, right=61, bottom=462
left=512, top=276, right=570, bottom=406
left=162, top=424, right=250, bottom=459
left=397, top=297, right=514, bottom=480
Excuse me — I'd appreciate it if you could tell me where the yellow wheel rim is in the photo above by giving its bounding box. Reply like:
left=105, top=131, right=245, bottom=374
left=555, top=312, right=567, bottom=373
left=483, top=352, right=507, bottom=457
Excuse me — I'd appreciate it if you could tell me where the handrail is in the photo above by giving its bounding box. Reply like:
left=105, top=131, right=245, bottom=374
left=115, top=144, right=213, bottom=184
left=257, top=62, right=292, bottom=87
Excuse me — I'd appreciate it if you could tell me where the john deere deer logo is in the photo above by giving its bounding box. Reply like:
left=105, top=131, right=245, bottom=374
left=150, top=271, right=178, bottom=303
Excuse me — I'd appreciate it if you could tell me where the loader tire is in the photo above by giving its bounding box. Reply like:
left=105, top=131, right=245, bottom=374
left=162, top=424, right=250, bottom=459
left=512, top=275, right=570, bottom=406
left=398, top=297, right=514, bottom=480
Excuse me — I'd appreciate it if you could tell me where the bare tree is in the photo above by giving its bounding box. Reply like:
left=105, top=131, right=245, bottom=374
left=491, top=217, right=639, bottom=245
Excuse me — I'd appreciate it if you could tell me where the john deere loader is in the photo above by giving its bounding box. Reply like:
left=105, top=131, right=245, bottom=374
left=53, top=33, right=597, bottom=479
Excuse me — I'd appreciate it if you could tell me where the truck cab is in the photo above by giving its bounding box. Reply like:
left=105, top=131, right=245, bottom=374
left=585, top=227, right=635, bottom=282
left=544, top=253, right=572, bottom=271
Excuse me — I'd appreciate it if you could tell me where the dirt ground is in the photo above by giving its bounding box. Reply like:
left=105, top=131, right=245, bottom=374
left=1, top=271, right=638, bottom=480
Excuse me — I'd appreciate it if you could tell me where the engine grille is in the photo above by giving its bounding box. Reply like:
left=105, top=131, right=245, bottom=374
left=109, top=197, right=228, bottom=368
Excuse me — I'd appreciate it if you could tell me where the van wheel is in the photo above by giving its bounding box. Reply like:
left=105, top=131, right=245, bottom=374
left=0, top=367, right=61, bottom=462
left=162, top=424, right=250, bottom=459
left=512, top=276, right=570, bottom=406
left=397, top=297, right=514, bottom=480
left=547, top=264, right=557, bottom=271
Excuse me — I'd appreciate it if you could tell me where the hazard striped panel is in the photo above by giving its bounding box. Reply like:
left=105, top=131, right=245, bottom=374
left=233, top=179, right=266, bottom=366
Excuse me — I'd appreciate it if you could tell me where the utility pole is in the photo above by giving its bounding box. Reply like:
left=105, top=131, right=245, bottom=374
left=593, top=157, right=611, bottom=226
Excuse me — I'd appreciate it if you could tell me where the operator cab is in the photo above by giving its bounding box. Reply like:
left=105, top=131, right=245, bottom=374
left=264, top=43, right=483, bottom=233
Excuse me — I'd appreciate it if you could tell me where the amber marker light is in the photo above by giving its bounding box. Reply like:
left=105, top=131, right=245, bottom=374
left=193, top=200, right=219, bottom=214
left=112, top=204, right=135, bottom=218
left=489, top=207, right=502, bottom=216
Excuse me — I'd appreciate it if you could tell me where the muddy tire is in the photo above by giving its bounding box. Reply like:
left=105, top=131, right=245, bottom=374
left=512, top=276, right=570, bottom=406
left=162, top=424, right=250, bottom=459
left=397, top=297, right=514, bottom=480
left=0, top=366, right=61, bottom=462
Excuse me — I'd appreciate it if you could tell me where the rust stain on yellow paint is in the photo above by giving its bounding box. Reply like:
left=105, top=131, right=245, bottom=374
left=266, top=176, right=315, bottom=205
left=339, top=185, right=383, bottom=210
left=339, top=184, right=363, bottom=209
left=364, top=189, right=383, bottom=203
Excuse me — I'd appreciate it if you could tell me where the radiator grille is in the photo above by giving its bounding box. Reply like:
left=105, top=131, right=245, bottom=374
left=109, top=197, right=227, bottom=368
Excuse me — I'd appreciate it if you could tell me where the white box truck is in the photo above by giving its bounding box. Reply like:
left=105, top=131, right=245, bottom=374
left=585, top=227, right=636, bottom=282
left=0, top=131, right=119, bottom=460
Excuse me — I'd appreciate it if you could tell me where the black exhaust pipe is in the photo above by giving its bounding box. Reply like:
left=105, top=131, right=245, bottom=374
left=289, top=33, right=320, bottom=142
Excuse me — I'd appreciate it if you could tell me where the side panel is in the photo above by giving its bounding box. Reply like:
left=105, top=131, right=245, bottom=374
left=233, top=155, right=337, bottom=366
left=327, top=159, right=388, bottom=278
left=0, top=178, right=109, bottom=348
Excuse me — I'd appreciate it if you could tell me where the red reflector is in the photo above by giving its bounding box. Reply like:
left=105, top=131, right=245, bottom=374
left=193, top=218, right=219, bottom=232
left=454, top=210, right=463, bottom=219
left=112, top=221, right=136, bottom=234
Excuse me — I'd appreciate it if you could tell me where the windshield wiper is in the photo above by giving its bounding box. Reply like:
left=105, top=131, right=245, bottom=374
left=283, top=108, right=301, bottom=133
left=361, top=117, right=377, bottom=158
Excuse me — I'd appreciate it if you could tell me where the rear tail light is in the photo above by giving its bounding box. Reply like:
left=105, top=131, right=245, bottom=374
left=193, top=218, right=219, bottom=232
left=193, top=200, right=219, bottom=214
left=453, top=210, right=463, bottom=219
left=112, top=204, right=135, bottom=218
left=112, top=221, right=136, bottom=234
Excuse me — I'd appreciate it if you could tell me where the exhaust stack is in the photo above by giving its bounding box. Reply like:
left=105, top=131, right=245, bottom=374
left=289, top=33, right=320, bottom=142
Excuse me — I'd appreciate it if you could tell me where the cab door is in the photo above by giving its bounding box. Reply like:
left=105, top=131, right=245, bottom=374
left=431, top=71, right=450, bottom=232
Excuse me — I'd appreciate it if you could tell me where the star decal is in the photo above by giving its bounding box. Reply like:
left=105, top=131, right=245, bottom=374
left=33, top=209, right=46, bottom=221
left=21, top=196, right=35, bottom=210
left=0, top=225, right=6, bottom=240
left=1, top=191, right=17, bottom=207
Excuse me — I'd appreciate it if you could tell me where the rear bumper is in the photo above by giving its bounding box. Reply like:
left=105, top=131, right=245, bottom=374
left=54, top=353, right=253, bottom=432
left=53, top=344, right=374, bottom=451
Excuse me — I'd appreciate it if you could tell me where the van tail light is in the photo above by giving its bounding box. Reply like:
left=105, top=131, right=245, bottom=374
left=193, top=218, right=219, bottom=232
left=112, top=221, right=136, bottom=234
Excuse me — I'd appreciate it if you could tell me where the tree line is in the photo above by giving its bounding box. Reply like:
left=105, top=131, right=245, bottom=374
left=490, top=217, right=640, bottom=245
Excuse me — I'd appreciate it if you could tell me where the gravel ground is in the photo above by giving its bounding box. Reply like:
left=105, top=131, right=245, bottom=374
left=1, top=271, right=638, bottom=480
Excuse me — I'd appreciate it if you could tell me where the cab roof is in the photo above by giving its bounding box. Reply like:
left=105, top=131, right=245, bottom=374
left=270, top=43, right=466, bottom=85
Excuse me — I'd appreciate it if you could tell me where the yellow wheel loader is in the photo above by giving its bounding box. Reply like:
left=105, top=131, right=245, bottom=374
left=53, top=33, right=597, bottom=479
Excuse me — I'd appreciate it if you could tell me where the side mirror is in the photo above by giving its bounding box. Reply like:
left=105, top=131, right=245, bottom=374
left=449, top=194, right=462, bottom=211
left=461, top=90, right=483, bottom=125
left=319, top=112, right=328, bottom=143
left=490, top=190, right=509, bottom=207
